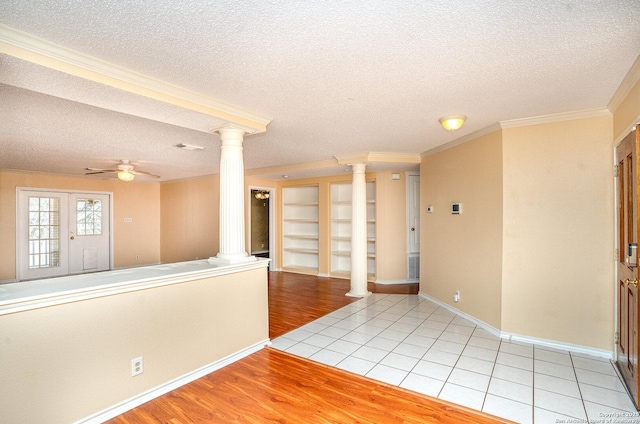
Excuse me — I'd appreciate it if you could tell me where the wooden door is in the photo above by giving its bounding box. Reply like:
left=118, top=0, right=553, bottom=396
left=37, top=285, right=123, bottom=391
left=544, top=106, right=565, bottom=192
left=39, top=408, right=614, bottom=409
left=617, top=127, right=640, bottom=408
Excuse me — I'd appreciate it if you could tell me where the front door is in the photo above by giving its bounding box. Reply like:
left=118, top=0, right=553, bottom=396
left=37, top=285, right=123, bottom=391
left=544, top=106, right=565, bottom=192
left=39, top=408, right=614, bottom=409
left=17, top=189, right=111, bottom=281
left=616, top=127, right=640, bottom=408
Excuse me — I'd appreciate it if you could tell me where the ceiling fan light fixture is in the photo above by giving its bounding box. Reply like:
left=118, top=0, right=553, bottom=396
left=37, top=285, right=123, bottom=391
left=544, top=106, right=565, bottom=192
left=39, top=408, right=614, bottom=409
left=439, top=115, right=467, bottom=131
left=255, top=190, right=270, bottom=199
left=118, top=170, right=135, bottom=181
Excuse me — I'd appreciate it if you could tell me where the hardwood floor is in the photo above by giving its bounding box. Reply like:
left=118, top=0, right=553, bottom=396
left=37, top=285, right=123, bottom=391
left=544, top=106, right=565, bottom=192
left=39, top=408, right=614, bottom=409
left=107, top=272, right=508, bottom=423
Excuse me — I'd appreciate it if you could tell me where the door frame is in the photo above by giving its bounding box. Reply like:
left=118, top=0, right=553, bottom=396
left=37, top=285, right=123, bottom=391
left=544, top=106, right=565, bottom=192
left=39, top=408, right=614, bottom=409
left=16, top=187, right=114, bottom=281
left=406, top=171, right=420, bottom=282
left=614, top=123, right=640, bottom=358
left=247, top=185, right=275, bottom=271
left=613, top=123, right=640, bottom=409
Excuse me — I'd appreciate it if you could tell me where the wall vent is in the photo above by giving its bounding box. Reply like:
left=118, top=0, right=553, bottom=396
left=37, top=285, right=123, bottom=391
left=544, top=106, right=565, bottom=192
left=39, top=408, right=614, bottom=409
left=408, top=255, right=420, bottom=279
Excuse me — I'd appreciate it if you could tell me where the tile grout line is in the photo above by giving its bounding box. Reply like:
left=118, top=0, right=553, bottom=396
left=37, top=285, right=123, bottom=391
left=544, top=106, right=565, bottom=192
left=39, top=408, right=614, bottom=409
left=568, top=351, right=589, bottom=422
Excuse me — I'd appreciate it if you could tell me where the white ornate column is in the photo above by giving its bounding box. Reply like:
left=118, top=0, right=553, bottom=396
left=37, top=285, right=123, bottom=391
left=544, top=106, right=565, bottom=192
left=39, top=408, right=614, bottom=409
left=208, top=125, right=256, bottom=265
left=347, top=163, right=371, bottom=297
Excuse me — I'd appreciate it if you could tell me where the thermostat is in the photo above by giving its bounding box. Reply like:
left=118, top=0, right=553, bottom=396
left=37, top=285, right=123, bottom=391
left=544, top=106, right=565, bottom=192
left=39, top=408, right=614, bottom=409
left=451, top=203, right=461, bottom=214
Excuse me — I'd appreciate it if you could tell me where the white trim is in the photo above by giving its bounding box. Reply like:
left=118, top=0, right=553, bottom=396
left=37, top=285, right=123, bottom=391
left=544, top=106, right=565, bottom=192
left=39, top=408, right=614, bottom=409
left=419, top=291, right=501, bottom=338
left=15, top=187, right=114, bottom=282
left=248, top=186, right=276, bottom=271
left=501, top=331, right=612, bottom=360
left=499, top=107, right=612, bottom=128
left=0, top=259, right=270, bottom=316
left=0, top=24, right=271, bottom=133
left=608, top=54, right=640, bottom=113
left=418, top=291, right=613, bottom=359
left=421, top=108, right=613, bottom=158
left=76, top=340, right=270, bottom=424
left=316, top=273, right=330, bottom=278
left=375, top=279, right=418, bottom=285
left=421, top=123, right=502, bottom=158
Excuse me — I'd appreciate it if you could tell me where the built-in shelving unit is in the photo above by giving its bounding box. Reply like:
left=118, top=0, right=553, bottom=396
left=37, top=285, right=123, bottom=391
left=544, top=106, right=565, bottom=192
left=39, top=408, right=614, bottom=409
left=282, top=186, right=319, bottom=274
left=330, top=181, right=376, bottom=280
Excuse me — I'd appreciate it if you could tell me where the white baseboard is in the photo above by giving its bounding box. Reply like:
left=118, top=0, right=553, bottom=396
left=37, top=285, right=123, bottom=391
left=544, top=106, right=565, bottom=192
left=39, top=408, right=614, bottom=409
left=501, top=332, right=612, bottom=360
left=418, top=291, right=612, bottom=360
left=375, top=279, right=419, bottom=285
left=316, top=273, right=330, bottom=278
left=77, top=339, right=270, bottom=424
left=419, top=291, right=501, bottom=338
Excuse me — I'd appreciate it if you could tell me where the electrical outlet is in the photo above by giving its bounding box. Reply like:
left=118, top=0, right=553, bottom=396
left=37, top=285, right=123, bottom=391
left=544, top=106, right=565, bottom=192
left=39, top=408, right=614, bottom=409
left=131, top=357, right=143, bottom=377
left=454, top=290, right=460, bottom=303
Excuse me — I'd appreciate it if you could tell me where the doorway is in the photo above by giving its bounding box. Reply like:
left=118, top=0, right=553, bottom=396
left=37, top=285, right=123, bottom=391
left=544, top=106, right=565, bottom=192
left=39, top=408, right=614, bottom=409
left=250, top=188, right=274, bottom=270
left=616, top=127, right=640, bottom=408
left=407, top=172, right=420, bottom=281
left=17, top=188, right=112, bottom=281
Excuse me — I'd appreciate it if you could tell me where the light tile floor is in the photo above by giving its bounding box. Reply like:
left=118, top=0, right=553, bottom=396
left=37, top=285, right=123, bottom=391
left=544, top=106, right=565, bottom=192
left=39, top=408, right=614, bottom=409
left=270, top=293, right=640, bottom=424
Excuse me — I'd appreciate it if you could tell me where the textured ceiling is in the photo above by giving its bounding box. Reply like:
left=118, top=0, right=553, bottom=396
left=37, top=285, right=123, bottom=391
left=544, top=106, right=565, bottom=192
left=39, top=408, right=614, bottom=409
left=0, top=0, right=639, bottom=181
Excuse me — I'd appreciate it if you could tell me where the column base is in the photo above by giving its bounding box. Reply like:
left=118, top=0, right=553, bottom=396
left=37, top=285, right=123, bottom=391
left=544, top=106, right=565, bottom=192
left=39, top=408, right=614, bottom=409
left=208, top=254, right=257, bottom=266
left=346, top=290, right=372, bottom=298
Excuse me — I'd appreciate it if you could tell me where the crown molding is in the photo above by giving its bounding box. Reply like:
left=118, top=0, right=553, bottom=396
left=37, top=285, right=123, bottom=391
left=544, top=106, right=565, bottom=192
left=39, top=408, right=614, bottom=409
left=0, top=24, right=272, bottom=133
left=244, top=158, right=339, bottom=176
left=421, top=123, right=502, bottom=158
left=608, top=54, right=640, bottom=113
left=499, top=108, right=611, bottom=129
left=335, top=151, right=421, bottom=165
left=421, top=108, right=613, bottom=158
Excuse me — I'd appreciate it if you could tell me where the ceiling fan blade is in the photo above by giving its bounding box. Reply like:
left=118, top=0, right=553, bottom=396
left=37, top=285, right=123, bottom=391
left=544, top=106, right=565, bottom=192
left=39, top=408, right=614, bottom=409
left=85, top=170, right=115, bottom=175
left=85, top=168, right=118, bottom=172
left=131, top=170, right=161, bottom=178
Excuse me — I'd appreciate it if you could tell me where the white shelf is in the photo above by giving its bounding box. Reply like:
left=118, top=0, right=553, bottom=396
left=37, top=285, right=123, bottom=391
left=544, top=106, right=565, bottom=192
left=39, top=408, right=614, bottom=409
left=283, top=234, right=318, bottom=240
left=284, top=248, right=319, bottom=254
left=330, top=181, right=376, bottom=277
left=283, top=202, right=319, bottom=206
left=282, top=186, right=319, bottom=273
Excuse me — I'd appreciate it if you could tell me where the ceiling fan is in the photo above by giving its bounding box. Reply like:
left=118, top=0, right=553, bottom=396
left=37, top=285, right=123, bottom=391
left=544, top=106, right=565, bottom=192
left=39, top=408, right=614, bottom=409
left=85, top=159, right=160, bottom=181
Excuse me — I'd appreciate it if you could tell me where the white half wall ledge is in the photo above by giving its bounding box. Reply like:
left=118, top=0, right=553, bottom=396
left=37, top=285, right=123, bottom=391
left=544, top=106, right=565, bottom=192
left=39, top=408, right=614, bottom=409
left=0, top=258, right=270, bottom=316
left=418, top=291, right=613, bottom=360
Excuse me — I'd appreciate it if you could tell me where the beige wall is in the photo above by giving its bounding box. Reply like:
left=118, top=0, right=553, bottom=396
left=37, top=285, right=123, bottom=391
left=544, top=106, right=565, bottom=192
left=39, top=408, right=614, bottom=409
left=0, top=267, right=269, bottom=424
left=160, top=175, right=219, bottom=263
left=420, top=131, right=504, bottom=329
left=613, top=80, right=640, bottom=140
left=421, top=117, right=615, bottom=349
left=0, top=170, right=160, bottom=281
left=502, top=116, right=614, bottom=350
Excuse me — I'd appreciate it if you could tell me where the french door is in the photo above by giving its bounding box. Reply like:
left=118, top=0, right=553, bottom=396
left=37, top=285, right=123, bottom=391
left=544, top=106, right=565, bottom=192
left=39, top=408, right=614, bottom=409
left=616, top=128, right=640, bottom=408
left=17, top=189, right=111, bottom=281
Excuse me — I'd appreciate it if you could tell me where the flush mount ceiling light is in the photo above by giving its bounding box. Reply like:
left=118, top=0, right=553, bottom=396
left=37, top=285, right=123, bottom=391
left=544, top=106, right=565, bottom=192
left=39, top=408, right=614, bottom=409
left=255, top=190, right=270, bottom=200
left=439, top=115, right=467, bottom=131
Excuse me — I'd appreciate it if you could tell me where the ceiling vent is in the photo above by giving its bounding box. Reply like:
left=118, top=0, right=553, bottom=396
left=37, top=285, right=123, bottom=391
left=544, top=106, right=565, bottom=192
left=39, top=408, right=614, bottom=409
left=176, top=143, right=205, bottom=151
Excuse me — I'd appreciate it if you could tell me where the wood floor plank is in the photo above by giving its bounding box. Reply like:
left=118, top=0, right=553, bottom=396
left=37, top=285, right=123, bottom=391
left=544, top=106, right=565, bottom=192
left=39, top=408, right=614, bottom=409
left=106, top=272, right=508, bottom=423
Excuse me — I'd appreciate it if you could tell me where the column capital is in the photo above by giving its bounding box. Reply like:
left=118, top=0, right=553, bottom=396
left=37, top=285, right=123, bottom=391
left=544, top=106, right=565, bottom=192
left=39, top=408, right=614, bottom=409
left=211, top=123, right=256, bottom=137
left=349, top=163, right=368, bottom=174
